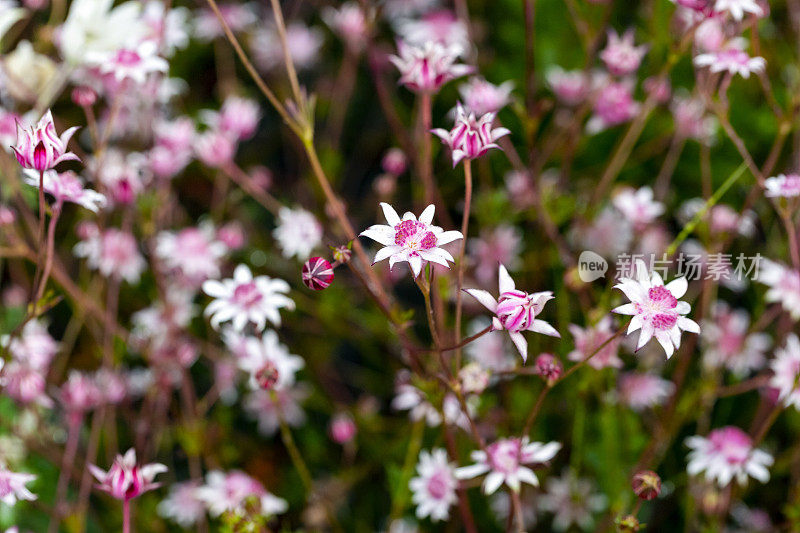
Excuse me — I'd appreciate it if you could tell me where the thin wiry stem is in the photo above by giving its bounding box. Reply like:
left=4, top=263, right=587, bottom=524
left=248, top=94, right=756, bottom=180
left=454, top=160, right=473, bottom=372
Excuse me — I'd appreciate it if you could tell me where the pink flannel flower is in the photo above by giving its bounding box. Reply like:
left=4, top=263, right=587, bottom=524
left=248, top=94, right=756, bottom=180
left=409, top=449, right=458, bottom=522
left=686, top=426, right=772, bottom=487
left=587, top=81, right=639, bottom=133
left=11, top=110, right=79, bottom=172
left=612, top=186, right=665, bottom=228
left=202, top=264, right=295, bottom=331
left=613, top=259, right=700, bottom=358
left=195, top=128, right=236, bottom=168
left=360, top=203, right=463, bottom=278
left=390, top=41, right=473, bottom=93
left=455, top=437, right=561, bottom=494
left=60, top=371, right=103, bottom=419
left=464, top=264, right=560, bottom=362
left=432, top=103, right=510, bottom=167
left=195, top=470, right=287, bottom=517
left=23, top=170, right=106, bottom=212
left=701, top=302, right=770, bottom=376
left=618, top=373, right=675, bottom=411
left=765, top=173, right=800, bottom=199
left=88, top=41, right=168, bottom=84
left=200, top=96, right=261, bottom=141
left=0, top=466, right=37, bottom=505
left=769, top=333, right=800, bottom=410
left=694, top=45, right=766, bottom=79
left=600, top=29, right=648, bottom=76
left=89, top=448, right=167, bottom=501
left=546, top=67, right=590, bottom=106
left=458, top=77, right=514, bottom=116
left=567, top=316, right=623, bottom=370
left=755, top=259, right=800, bottom=319
left=714, top=0, right=763, bottom=21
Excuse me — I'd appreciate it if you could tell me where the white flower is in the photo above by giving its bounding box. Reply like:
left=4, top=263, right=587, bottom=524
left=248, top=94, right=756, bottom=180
left=0, top=465, right=36, bottom=505
left=455, top=437, right=560, bottom=494
left=618, top=372, right=675, bottom=411
left=86, top=40, right=168, bottom=84
left=714, top=0, right=763, bottom=21
left=701, top=302, right=770, bottom=377
left=195, top=470, right=287, bottom=517
left=611, top=186, right=664, bottom=228
left=765, top=173, right=800, bottom=198
left=237, top=330, right=305, bottom=391
left=273, top=207, right=323, bottom=260
left=23, top=170, right=106, bottom=212
left=694, top=46, right=766, bottom=79
left=409, top=449, right=458, bottom=522
left=769, top=333, right=800, bottom=410
left=58, top=0, right=146, bottom=66
left=155, top=224, right=226, bottom=285
left=360, top=203, right=463, bottom=278
left=157, top=481, right=205, bottom=528
left=538, top=472, right=607, bottom=532
left=686, top=426, right=772, bottom=487
left=755, top=259, right=800, bottom=320
left=202, top=264, right=295, bottom=332
left=464, top=264, right=560, bottom=362
left=613, top=259, right=700, bottom=358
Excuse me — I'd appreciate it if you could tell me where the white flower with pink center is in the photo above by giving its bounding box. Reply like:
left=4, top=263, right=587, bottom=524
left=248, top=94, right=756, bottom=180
left=273, top=207, right=323, bottom=260
left=23, top=169, right=106, bottom=212
left=546, top=67, right=590, bottom=106
left=455, top=437, right=560, bottom=494
left=73, top=226, right=146, bottom=284
left=612, top=186, right=665, bottom=228
left=613, top=259, right=700, bottom=358
left=194, top=470, right=287, bottom=517
left=237, top=330, right=304, bottom=391
left=701, top=302, right=770, bottom=377
left=155, top=224, right=227, bottom=285
left=157, top=481, right=205, bottom=528
left=755, top=259, right=800, bottom=320
left=464, top=264, right=560, bottom=362
left=458, top=77, right=514, bottom=116
left=765, top=173, right=800, bottom=198
left=769, top=333, right=800, bottom=410
left=587, top=80, right=640, bottom=133
left=360, top=203, right=463, bottom=278
left=567, top=316, right=623, bottom=370
left=618, top=372, right=675, bottom=411
left=686, top=426, right=772, bottom=487
left=88, top=41, right=168, bottom=84
left=244, top=385, right=309, bottom=436
left=600, top=29, right=648, bottom=76
left=0, top=465, right=36, bottom=506
left=409, top=449, right=457, bottom=522
left=202, top=264, right=295, bottom=332
left=694, top=46, right=766, bottom=78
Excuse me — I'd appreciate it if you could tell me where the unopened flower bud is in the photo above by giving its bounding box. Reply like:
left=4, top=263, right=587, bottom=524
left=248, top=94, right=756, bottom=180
left=534, top=353, right=562, bottom=385
left=631, top=470, right=661, bottom=500
left=302, top=257, right=334, bottom=290
left=329, top=413, right=357, bottom=444
left=332, top=245, right=351, bottom=265
left=71, top=86, right=97, bottom=107
left=381, top=148, right=407, bottom=176
left=0, top=206, right=16, bottom=225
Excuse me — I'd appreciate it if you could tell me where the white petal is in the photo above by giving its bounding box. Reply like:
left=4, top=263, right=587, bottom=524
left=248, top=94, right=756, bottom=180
left=418, top=204, right=435, bottom=225
left=483, top=471, right=505, bottom=495
left=436, top=230, right=464, bottom=246
left=508, top=331, right=528, bottom=362
left=665, top=276, right=688, bottom=298
left=463, top=289, right=498, bottom=312
left=528, top=319, right=560, bottom=338
left=360, top=225, right=396, bottom=246
left=380, top=202, right=401, bottom=226
left=498, top=264, right=515, bottom=293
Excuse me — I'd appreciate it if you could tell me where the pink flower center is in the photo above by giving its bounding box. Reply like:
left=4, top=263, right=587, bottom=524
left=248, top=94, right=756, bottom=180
left=638, top=285, right=679, bottom=330
left=497, top=290, right=537, bottom=332
left=255, top=361, right=280, bottom=390
left=487, top=439, right=521, bottom=475
left=709, top=427, right=752, bottom=465
left=426, top=470, right=450, bottom=500
left=232, top=281, right=263, bottom=308
left=394, top=220, right=437, bottom=253
left=116, top=49, right=142, bottom=66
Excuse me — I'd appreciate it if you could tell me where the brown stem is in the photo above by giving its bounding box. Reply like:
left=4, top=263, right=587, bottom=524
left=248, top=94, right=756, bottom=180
left=454, top=160, right=473, bottom=371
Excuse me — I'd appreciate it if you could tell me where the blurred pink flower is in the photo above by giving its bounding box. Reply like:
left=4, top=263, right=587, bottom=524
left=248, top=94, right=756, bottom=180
left=769, top=333, right=800, bottom=410
left=329, top=413, right=357, bottom=444
left=390, top=41, right=472, bottom=94
left=701, top=302, right=770, bottom=376
left=612, top=186, right=665, bottom=228
left=755, top=259, right=800, bottom=320
left=568, top=316, right=623, bottom=370
left=547, top=67, right=590, bottom=106
left=686, top=426, right=772, bottom=486
left=600, top=29, right=647, bottom=76
left=455, top=437, right=560, bottom=494
left=0, top=466, right=36, bottom=505
left=765, top=173, right=800, bottom=198
left=89, top=448, right=166, bottom=501
left=194, top=470, right=287, bottom=517
left=618, top=372, right=675, bottom=411
left=409, top=449, right=457, bottom=521
left=458, top=77, right=514, bottom=116
left=23, top=169, right=106, bottom=212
